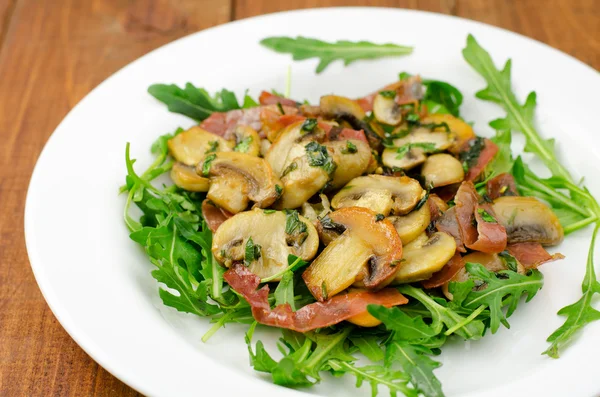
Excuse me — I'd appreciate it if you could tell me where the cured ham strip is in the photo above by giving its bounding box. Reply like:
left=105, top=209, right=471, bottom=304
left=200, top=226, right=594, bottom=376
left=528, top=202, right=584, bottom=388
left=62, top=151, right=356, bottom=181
left=454, top=181, right=507, bottom=253
left=486, top=173, right=518, bottom=199
left=464, top=139, right=498, bottom=181
left=436, top=207, right=466, bottom=252
left=224, top=264, right=408, bottom=332
left=506, top=242, right=565, bottom=270
left=422, top=253, right=465, bottom=289
left=201, top=200, right=232, bottom=233
left=200, top=105, right=298, bottom=138
left=258, top=91, right=298, bottom=107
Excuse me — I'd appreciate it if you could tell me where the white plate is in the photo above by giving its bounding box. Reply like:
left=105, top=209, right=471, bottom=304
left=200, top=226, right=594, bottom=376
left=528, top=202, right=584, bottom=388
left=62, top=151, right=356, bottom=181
left=25, top=7, right=600, bottom=397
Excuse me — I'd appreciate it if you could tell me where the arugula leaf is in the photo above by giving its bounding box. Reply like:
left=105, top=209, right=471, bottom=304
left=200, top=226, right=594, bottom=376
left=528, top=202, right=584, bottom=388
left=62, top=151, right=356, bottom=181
left=451, top=263, right=544, bottom=333
left=148, top=83, right=244, bottom=121
left=368, top=305, right=437, bottom=341
left=397, top=285, right=485, bottom=340
left=463, top=34, right=600, bottom=355
left=544, top=224, right=600, bottom=358
left=261, top=36, right=413, bottom=74
left=386, top=342, right=444, bottom=397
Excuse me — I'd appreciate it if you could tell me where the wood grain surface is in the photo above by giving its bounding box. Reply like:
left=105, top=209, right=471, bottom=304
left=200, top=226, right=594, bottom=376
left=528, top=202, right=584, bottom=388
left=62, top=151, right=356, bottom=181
left=0, top=0, right=597, bottom=395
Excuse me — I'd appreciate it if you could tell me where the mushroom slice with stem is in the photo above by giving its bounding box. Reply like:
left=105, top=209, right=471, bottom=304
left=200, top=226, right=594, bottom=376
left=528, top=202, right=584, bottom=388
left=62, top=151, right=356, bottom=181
left=168, top=126, right=233, bottom=166
left=491, top=196, right=564, bottom=246
left=392, top=232, right=457, bottom=284
left=303, top=207, right=403, bottom=301
left=331, top=175, right=424, bottom=216
left=212, top=209, right=319, bottom=281
left=382, top=126, right=456, bottom=170
left=265, top=120, right=327, bottom=176
left=388, top=201, right=431, bottom=245
left=231, top=125, right=261, bottom=156
left=324, top=139, right=372, bottom=189
left=319, top=95, right=385, bottom=149
left=170, top=162, right=210, bottom=192
left=373, top=92, right=403, bottom=126
left=199, top=152, right=282, bottom=214
left=421, top=153, right=465, bottom=188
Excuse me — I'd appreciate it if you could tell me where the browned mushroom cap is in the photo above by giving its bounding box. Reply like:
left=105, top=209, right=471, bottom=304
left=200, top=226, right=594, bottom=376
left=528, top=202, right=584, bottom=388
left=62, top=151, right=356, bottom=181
left=302, top=207, right=403, bottom=301
left=198, top=152, right=282, bottom=214
left=212, top=209, right=319, bottom=281
left=168, top=126, right=233, bottom=166
left=331, top=175, right=424, bottom=216
left=170, top=162, right=210, bottom=192
left=319, top=95, right=385, bottom=149
left=492, top=196, right=564, bottom=246
left=392, top=232, right=457, bottom=284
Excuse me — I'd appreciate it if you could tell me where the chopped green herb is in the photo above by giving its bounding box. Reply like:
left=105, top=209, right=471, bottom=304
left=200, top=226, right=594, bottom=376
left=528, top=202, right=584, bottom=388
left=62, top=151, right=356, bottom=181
left=301, top=118, right=318, bottom=133
left=205, top=140, right=219, bottom=154
left=234, top=136, right=253, bottom=153
left=379, top=90, right=396, bottom=99
left=285, top=210, right=308, bottom=236
left=396, top=142, right=437, bottom=159
left=201, top=153, right=217, bottom=176
left=305, top=141, right=337, bottom=174
left=477, top=208, right=497, bottom=223
left=245, top=237, right=262, bottom=265
left=341, top=141, right=358, bottom=154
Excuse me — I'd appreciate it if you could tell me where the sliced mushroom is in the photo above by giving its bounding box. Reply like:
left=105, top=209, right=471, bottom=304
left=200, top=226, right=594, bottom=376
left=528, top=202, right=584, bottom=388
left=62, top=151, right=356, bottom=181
left=373, top=93, right=402, bottom=126
left=265, top=121, right=326, bottom=176
left=231, top=125, right=260, bottom=156
left=421, top=153, right=465, bottom=187
left=331, top=175, right=424, bottom=216
left=170, top=162, right=210, bottom=192
left=324, top=139, right=372, bottom=189
left=274, top=154, right=330, bottom=210
left=168, top=126, right=233, bottom=166
left=199, top=152, right=282, bottom=214
left=421, top=114, right=475, bottom=154
left=301, top=194, right=331, bottom=224
left=319, top=95, right=385, bottom=149
left=388, top=202, right=431, bottom=245
left=492, top=196, right=564, bottom=246
left=392, top=232, right=457, bottom=284
left=441, top=252, right=525, bottom=299
left=303, top=207, right=403, bottom=301
left=381, top=126, right=456, bottom=170
left=212, top=209, right=319, bottom=280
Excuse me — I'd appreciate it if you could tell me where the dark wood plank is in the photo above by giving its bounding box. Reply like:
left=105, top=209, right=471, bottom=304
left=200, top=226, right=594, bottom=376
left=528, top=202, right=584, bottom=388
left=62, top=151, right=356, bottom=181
left=0, top=0, right=230, bottom=395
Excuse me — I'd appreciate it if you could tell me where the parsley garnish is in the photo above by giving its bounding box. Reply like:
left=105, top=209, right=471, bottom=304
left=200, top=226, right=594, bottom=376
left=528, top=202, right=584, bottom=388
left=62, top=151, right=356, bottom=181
left=205, top=140, right=219, bottom=154
left=201, top=153, right=217, bottom=176
left=379, top=90, right=396, bottom=99
left=244, top=237, right=261, bottom=265
left=395, top=142, right=437, bottom=159
left=305, top=141, right=337, bottom=174
left=341, top=141, right=357, bottom=154
left=301, top=118, right=318, bottom=134
left=234, top=136, right=253, bottom=153
left=477, top=208, right=497, bottom=223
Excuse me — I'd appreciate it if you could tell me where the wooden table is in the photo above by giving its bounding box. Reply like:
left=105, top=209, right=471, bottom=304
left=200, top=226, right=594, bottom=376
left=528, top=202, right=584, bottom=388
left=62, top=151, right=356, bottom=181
left=0, top=0, right=597, bottom=395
